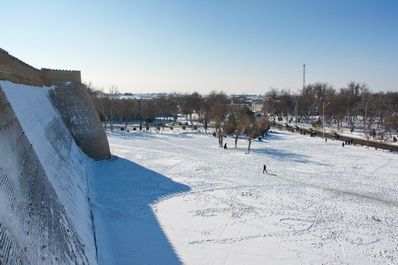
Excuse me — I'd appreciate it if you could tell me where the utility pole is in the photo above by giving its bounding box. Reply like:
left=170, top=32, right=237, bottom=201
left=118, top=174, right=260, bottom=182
left=303, top=64, right=306, bottom=89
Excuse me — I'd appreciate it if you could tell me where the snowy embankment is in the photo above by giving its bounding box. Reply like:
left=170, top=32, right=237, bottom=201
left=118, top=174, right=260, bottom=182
left=1, top=81, right=97, bottom=264
left=91, top=129, right=398, bottom=265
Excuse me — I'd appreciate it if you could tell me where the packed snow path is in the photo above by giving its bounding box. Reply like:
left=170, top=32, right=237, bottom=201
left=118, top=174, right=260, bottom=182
left=90, top=130, right=398, bottom=265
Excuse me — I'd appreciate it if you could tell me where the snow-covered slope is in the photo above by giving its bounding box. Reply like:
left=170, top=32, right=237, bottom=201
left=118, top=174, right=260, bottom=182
left=0, top=81, right=97, bottom=264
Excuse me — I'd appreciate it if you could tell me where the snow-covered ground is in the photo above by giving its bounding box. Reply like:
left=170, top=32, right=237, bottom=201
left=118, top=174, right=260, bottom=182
left=90, top=129, right=398, bottom=265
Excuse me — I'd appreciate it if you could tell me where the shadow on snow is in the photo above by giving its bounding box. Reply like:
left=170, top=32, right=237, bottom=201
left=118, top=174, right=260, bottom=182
left=252, top=147, right=311, bottom=164
left=90, top=156, right=191, bottom=265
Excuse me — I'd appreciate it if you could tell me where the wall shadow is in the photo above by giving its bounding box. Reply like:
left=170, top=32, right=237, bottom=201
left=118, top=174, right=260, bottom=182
left=90, top=157, right=191, bottom=265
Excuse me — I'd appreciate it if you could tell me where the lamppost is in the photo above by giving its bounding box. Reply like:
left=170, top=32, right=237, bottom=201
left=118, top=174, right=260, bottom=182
left=323, top=101, right=330, bottom=138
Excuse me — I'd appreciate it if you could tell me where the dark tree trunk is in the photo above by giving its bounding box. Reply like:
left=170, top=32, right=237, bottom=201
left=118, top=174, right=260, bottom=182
left=235, top=133, right=239, bottom=148
left=189, top=113, right=193, bottom=125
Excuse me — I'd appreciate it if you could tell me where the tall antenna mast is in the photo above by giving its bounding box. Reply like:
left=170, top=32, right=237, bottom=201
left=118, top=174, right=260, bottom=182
left=303, top=64, right=306, bottom=89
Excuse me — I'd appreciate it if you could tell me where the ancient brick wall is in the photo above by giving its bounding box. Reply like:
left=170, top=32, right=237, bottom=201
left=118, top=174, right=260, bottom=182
left=41, top=68, right=81, bottom=86
left=0, top=48, right=81, bottom=86
left=0, top=48, right=43, bottom=86
left=49, top=83, right=111, bottom=160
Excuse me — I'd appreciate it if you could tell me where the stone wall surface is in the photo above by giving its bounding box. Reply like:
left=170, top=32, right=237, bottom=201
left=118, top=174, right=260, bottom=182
left=0, top=49, right=43, bottom=86
left=0, top=48, right=81, bottom=86
left=41, top=68, right=81, bottom=86
left=0, top=87, right=93, bottom=265
left=49, top=83, right=111, bottom=160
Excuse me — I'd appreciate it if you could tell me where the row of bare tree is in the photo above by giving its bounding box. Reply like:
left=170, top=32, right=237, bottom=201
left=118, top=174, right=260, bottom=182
left=264, top=82, right=398, bottom=138
left=85, top=80, right=397, bottom=149
left=86, top=84, right=270, bottom=152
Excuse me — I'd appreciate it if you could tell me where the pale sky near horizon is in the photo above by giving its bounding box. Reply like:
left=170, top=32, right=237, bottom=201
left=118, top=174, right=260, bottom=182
left=2, top=0, right=398, bottom=94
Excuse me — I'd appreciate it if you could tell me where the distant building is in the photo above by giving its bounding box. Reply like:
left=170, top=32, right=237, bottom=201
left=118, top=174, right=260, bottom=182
left=251, top=102, right=263, bottom=113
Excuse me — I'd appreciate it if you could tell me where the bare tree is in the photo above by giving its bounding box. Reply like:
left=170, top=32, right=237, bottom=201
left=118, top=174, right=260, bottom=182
left=141, top=99, right=158, bottom=125
left=108, top=86, right=119, bottom=132
left=247, top=116, right=270, bottom=153
left=234, top=106, right=253, bottom=148
left=179, top=92, right=203, bottom=125
left=157, top=95, right=178, bottom=129
left=384, top=92, right=398, bottom=137
left=120, top=99, right=134, bottom=130
left=199, top=99, right=211, bottom=133
left=188, top=92, right=203, bottom=124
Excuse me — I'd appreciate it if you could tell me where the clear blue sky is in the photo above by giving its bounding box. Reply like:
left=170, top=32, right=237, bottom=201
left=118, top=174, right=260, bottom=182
left=2, top=0, right=398, bottom=93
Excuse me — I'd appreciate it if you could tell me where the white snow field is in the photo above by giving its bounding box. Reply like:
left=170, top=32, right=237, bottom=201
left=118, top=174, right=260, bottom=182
left=90, top=130, right=398, bottom=265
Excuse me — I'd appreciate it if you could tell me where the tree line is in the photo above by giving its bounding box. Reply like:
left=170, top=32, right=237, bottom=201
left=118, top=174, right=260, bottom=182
left=85, top=80, right=398, bottom=149
left=263, top=82, right=398, bottom=139
left=86, top=84, right=270, bottom=153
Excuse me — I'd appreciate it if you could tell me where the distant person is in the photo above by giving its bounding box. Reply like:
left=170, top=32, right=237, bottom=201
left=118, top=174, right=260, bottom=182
left=224, top=143, right=227, bottom=149
left=342, top=142, right=345, bottom=147
left=263, top=164, right=268, bottom=174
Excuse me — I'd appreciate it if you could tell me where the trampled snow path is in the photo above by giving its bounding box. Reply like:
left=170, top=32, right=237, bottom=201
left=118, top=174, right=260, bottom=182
left=90, top=130, right=398, bottom=265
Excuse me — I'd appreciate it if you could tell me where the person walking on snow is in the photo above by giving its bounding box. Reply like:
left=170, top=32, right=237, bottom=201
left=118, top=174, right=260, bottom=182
left=224, top=143, right=227, bottom=149
left=263, top=164, right=268, bottom=174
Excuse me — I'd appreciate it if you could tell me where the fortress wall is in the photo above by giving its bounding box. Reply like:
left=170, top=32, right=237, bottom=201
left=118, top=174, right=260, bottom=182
left=49, top=83, right=111, bottom=160
left=1, top=81, right=98, bottom=265
left=0, top=49, right=110, bottom=161
left=0, top=48, right=81, bottom=86
left=0, top=49, right=108, bottom=264
left=42, top=68, right=81, bottom=86
left=0, top=87, right=94, bottom=265
left=0, top=49, right=43, bottom=86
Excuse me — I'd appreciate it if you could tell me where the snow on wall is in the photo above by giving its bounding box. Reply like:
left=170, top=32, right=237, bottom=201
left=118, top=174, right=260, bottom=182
left=0, top=81, right=97, bottom=265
